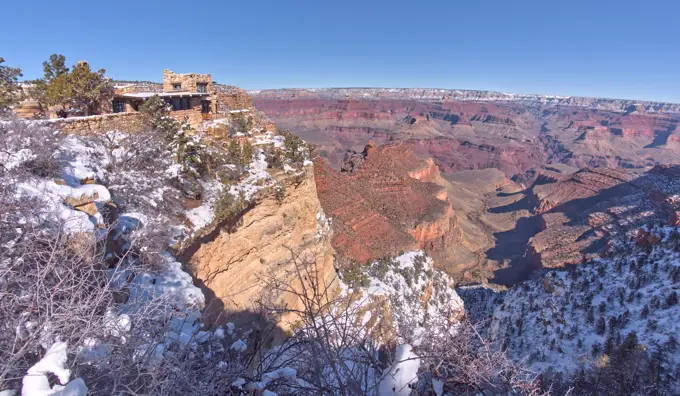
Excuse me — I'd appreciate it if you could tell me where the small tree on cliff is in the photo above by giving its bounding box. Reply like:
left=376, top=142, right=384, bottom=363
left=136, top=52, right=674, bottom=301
left=27, top=54, right=70, bottom=114
left=41, top=58, right=114, bottom=116
left=281, top=130, right=307, bottom=165
left=68, top=61, right=114, bottom=115
left=226, top=139, right=252, bottom=176
left=0, top=57, right=23, bottom=111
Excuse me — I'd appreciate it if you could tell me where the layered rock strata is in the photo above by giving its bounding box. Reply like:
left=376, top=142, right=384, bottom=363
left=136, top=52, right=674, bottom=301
left=526, top=165, right=680, bottom=268
left=314, top=142, right=457, bottom=265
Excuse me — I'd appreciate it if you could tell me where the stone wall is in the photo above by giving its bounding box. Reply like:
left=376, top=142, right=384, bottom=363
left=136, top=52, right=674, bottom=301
left=39, top=112, right=144, bottom=135
left=215, top=86, right=253, bottom=111
left=163, top=69, right=215, bottom=94
left=168, top=97, right=205, bottom=126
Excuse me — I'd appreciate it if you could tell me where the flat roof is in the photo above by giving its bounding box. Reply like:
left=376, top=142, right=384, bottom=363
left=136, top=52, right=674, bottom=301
left=116, top=91, right=210, bottom=99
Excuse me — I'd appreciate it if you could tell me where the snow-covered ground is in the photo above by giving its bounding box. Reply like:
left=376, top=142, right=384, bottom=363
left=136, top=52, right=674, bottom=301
left=486, top=225, right=680, bottom=381
left=2, top=118, right=474, bottom=395
left=260, top=251, right=465, bottom=395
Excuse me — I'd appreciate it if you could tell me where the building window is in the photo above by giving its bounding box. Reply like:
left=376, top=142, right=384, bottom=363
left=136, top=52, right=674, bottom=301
left=197, top=83, right=207, bottom=93
left=172, top=83, right=181, bottom=90
left=112, top=100, right=126, bottom=113
left=171, top=97, right=191, bottom=111
left=201, top=101, right=210, bottom=114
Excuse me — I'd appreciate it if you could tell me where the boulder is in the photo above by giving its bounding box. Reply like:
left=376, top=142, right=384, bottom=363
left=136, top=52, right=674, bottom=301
left=64, top=193, right=100, bottom=217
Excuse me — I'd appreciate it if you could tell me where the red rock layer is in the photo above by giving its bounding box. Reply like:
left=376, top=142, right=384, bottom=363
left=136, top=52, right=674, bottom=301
left=527, top=165, right=680, bottom=269
left=314, top=143, right=455, bottom=265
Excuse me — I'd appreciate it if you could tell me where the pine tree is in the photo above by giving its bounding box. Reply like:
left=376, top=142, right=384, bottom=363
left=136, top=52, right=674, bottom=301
left=620, top=331, right=639, bottom=356
left=640, top=304, right=649, bottom=318
left=68, top=61, right=114, bottom=115
left=596, top=317, right=606, bottom=335
left=0, top=57, right=23, bottom=110
left=139, top=95, right=179, bottom=138
left=43, top=59, right=114, bottom=116
left=592, top=342, right=602, bottom=357
left=604, top=335, right=615, bottom=355
left=42, top=54, right=69, bottom=81
left=28, top=54, right=70, bottom=112
left=666, top=291, right=678, bottom=307
left=241, top=139, right=253, bottom=165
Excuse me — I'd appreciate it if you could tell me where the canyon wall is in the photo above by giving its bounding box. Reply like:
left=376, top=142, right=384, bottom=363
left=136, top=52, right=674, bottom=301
left=314, top=142, right=459, bottom=267
left=252, top=88, right=680, bottom=179
left=526, top=165, right=680, bottom=269
left=185, top=166, right=336, bottom=332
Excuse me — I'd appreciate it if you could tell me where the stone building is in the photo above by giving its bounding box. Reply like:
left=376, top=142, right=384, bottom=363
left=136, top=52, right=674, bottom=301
left=113, top=70, right=216, bottom=126
left=14, top=68, right=260, bottom=132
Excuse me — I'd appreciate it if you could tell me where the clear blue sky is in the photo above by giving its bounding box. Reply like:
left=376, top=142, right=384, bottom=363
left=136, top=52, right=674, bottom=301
left=2, top=0, right=679, bottom=102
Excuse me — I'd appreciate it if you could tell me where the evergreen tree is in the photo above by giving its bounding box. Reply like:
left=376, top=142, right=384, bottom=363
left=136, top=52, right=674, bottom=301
left=42, top=54, right=69, bottom=81
left=241, top=139, right=253, bottom=165
left=228, top=140, right=243, bottom=165
left=587, top=306, right=595, bottom=324
left=604, top=335, right=615, bottom=355
left=641, top=304, right=649, bottom=318
left=619, top=331, right=639, bottom=357
left=666, top=291, right=678, bottom=307
left=596, top=317, right=606, bottom=335
left=0, top=57, right=23, bottom=110
left=591, top=342, right=602, bottom=357
left=68, top=61, right=114, bottom=115
left=43, top=59, right=113, bottom=115
left=27, top=54, right=70, bottom=115
left=139, top=95, right=179, bottom=138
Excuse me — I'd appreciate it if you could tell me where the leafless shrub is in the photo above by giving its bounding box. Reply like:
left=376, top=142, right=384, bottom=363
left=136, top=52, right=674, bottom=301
left=257, top=249, right=386, bottom=395
left=256, top=248, right=547, bottom=396
left=415, top=317, right=547, bottom=395
left=0, top=116, right=64, bottom=180
left=0, top=203, right=249, bottom=394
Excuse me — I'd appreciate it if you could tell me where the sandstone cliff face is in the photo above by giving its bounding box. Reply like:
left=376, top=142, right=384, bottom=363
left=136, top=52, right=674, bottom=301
left=186, top=166, right=335, bottom=330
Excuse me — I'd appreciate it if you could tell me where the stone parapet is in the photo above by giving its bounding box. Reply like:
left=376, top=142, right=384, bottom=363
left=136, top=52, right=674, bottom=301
left=37, top=112, right=144, bottom=135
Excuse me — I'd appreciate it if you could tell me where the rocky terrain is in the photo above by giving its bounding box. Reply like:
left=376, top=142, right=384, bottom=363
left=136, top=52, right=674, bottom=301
left=461, top=224, right=680, bottom=395
left=251, top=88, right=680, bottom=285
left=252, top=88, right=680, bottom=177
left=314, top=141, right=457, bottom=267
left=184, top=162, right=336, bottom=333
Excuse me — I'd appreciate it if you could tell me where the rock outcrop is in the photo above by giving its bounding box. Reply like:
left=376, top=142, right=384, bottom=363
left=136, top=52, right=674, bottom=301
left=315, top=142, right=457, bottom=266
left=185, top=165, right=336, bottom=331
left=526, top=165, right=680, bottom=268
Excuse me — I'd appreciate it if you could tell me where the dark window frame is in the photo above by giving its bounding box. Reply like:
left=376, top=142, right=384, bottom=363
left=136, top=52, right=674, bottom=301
left=112, top=99, right=126, bottom=113
left=171, top=97, right=191, bottom=111
left=197, top=83, right=207, bottom=93
left=172, top=83, right=181, bottom=90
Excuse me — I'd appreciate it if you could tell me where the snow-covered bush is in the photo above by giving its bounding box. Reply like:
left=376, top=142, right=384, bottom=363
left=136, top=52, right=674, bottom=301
left=257, top=250, right=542, bottom=396
left=484, top=223, right=680, bottom=395
left=281, top=130, right=310, bottom=166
